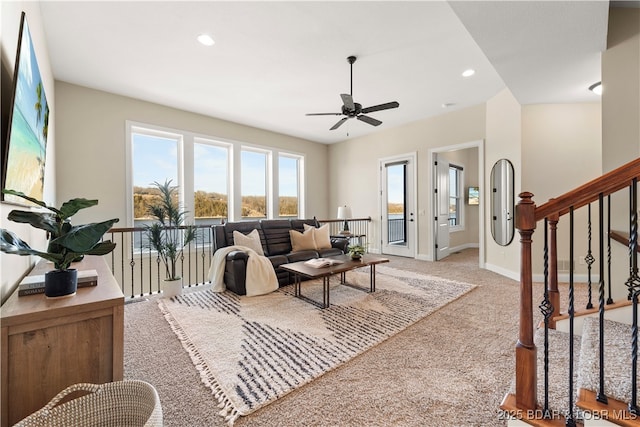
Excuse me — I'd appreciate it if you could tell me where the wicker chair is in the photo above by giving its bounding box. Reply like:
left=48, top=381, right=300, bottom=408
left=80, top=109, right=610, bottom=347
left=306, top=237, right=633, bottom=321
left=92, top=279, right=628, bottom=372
left=14, top=380, right=163, bottom=427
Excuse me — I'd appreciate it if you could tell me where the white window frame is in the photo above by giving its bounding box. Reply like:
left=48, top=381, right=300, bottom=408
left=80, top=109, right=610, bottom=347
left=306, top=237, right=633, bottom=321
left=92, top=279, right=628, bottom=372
left=125, top=121, right=305, bottom=226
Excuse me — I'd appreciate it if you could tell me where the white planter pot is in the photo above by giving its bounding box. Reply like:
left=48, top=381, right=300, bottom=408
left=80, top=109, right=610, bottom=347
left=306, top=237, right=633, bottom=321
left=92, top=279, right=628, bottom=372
left=162, top=279, right=183, bottom=298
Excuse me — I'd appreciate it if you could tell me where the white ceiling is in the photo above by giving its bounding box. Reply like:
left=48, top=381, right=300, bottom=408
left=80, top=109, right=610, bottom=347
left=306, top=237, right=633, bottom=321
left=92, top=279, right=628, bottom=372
left=39, top=1, right=609, bottom=144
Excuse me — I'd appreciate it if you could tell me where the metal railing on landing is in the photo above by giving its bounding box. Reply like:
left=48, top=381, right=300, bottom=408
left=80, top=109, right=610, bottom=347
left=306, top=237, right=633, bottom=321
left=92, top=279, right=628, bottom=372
left=318, top=217, right=372, bottom=248
left=105, top=224, right=217, bottom=299
left=105, top=217, right=372, bottom=299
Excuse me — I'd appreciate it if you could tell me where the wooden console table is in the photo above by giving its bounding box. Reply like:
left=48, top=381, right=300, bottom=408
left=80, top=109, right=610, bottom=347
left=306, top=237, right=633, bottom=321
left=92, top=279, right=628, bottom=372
left=1, top=256, right=124, bottom=426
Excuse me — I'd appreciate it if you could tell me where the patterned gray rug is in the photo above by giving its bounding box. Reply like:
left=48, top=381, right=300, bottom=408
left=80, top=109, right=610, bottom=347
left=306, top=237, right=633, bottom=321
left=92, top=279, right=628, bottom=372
left=158, top=265, right=475, bottom=425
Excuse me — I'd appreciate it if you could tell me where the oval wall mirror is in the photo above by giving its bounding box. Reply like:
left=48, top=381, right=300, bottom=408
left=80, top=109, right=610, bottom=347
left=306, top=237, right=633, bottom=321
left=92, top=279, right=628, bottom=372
left=490, top=159, right=515, bottom=246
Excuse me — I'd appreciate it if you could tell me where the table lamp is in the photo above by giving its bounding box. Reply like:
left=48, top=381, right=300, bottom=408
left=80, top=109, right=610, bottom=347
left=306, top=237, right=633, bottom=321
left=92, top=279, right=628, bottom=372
left=337, top=205, right=352, bottom=235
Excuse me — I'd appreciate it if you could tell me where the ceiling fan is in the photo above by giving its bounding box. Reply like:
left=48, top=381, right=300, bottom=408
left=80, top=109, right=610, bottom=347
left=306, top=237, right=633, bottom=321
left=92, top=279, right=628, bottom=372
left=306, top=55, right=399, bottom=131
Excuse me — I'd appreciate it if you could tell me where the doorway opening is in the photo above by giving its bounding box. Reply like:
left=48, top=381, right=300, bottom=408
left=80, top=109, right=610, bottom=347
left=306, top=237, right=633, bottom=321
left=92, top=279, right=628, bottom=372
left=429, top=140, right=484, bottom=267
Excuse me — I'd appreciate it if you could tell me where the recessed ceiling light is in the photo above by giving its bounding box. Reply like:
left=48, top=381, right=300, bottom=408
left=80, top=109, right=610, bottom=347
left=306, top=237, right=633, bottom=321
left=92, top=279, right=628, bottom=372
left=197, top=34, right=215, bottom=46
left=462, top=69, right=475, bottom=77
left=589, top=81, right=602, bottom=95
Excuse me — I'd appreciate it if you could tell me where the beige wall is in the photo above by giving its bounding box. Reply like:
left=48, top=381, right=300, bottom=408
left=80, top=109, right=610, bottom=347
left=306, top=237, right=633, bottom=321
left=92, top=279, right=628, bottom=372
left=54, top=82, right=330, bottom=226
left=602, top=7, right=640, bottom=173
left=1, top=2, right=56, bottom=303
left=484, top=89, right=521, bottom=279
left=328, top=104, right=486, bottom=259
left=522, top=103, right=602, bottom=279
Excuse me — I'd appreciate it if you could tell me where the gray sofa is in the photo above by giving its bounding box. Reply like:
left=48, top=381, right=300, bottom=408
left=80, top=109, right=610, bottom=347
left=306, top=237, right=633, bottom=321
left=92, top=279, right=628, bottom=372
left=212, top=218, right=349, bottom=295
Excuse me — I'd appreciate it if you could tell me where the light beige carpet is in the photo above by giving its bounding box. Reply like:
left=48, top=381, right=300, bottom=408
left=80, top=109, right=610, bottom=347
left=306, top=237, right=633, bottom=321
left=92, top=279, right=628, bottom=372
left=157, top=266, right=475, bottom=425
left=124, top=249, right=590, bottom=426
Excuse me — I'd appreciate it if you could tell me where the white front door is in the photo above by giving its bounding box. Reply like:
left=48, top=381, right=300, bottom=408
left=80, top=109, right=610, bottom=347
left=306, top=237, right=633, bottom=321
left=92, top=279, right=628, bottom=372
left=380, top=154, right=416, bottom=258
left=434, top=154, right=451, bottom=260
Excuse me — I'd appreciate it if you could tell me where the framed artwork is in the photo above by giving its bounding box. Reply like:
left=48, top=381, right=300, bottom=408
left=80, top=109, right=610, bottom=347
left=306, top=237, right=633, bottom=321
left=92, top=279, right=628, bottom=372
left=468, top=186, right=479, bottom=205
left=2, top=12, right=50, bottom=206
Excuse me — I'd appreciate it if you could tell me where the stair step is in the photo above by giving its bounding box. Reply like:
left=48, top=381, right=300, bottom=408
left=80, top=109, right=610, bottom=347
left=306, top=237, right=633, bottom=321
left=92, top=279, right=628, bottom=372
left=577, top=317, right=640, bottom=404
left=577, top=389, right=640, bottom=426
left=506, top=327, right=583, bottom=423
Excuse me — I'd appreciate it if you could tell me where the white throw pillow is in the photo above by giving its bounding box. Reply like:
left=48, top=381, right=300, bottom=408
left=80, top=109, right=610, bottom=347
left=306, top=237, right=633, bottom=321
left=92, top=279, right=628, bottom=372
left=233, top=229, right=264, bottom=256
left=289, top=227, right=316, bottom=252
left=303, top=223, right=332, bottom=250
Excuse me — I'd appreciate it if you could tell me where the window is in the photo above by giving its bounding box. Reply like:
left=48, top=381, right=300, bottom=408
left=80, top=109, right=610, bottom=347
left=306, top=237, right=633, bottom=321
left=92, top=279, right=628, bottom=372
left=131, top=129, right=180, bottom=226
left=194, top=140, right=229, bottom=224
left=241, top=149, right=268, bottom=218
left=449, top=164, right=464, bottom=230
left=278, top=154, right=300, bottom=217
left=127, top=122, right=304, bottom=227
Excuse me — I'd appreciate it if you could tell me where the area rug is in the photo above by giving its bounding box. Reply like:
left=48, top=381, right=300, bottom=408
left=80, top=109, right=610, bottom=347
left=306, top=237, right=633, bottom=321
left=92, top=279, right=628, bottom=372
left=158, top=265, right=475, bottom=425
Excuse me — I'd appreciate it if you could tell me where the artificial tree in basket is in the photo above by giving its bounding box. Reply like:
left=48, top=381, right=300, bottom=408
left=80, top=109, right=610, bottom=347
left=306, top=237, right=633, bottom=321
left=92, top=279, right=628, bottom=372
left=0, top=189, right=119, bottom=297
left=144, top=180, right=196, bottom=298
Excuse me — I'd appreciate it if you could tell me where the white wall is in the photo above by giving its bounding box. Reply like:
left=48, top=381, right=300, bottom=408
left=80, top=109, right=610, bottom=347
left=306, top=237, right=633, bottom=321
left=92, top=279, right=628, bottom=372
left=328, top=104, right=486, bottom=259
left=1, top=2, right=56, bottom=303
left=54, top=82, right=330, bottom=226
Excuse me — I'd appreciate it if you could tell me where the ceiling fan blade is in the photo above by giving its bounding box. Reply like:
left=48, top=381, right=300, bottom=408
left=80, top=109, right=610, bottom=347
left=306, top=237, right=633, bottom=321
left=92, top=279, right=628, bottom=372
left=330, top=117, right=349, bottom=130
left=340, top=93, right=355, bottom=111
left=357, top=115, right=382, bottom=127
left=305, top=112, right=342, bottom=116
left=361, top=101, right=399, bottom=114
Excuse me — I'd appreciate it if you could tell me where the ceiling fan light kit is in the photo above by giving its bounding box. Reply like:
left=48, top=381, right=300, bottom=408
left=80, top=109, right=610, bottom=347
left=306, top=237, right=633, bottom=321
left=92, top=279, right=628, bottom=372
left=306, top=55, right=399, bottom=131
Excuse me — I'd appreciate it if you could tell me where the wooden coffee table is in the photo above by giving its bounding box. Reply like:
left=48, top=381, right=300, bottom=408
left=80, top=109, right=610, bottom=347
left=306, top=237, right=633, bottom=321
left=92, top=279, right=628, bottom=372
left=280, top=254, right=389, bottom=308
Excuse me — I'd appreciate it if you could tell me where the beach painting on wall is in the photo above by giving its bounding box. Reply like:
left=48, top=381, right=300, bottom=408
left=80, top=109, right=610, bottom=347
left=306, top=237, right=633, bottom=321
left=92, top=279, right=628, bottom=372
left=2, top=12, right=49, bottom=205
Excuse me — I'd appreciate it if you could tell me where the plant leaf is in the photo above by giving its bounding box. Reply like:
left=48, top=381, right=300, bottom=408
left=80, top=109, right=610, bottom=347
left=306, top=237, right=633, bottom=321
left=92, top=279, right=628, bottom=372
left=58, top=198, right=99, bottom=220
left=2, top=189, right=49, bottom=209
left=0, top=229, right=63, bottom=264
left=51, top=218, right=119, bottom=252
left=7, top=210, right=58, bottom=234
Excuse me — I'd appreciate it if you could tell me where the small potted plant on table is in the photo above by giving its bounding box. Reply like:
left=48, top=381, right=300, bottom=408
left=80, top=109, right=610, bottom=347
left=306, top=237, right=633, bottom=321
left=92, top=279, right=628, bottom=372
left=0, top=189, right=119, bottom=297
left=144, top=180, right=196, bottom=298
left=347, top=244, right=366, bottom=260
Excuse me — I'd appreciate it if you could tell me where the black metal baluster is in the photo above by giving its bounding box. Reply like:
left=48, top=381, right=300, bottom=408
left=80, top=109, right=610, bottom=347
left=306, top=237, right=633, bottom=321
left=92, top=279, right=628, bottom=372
left=586, top=203, right=594, bottom=309
left=597, top=194, right=608, bottom=404
left=566, top=207, right=577, bottom=427
left=607, top=195, right=614, bottom=305
left=626, top=178, right=640, bottom=299
left=630, top=290, right=640, bottom=415
left=539, top=218, right=554, bottom=418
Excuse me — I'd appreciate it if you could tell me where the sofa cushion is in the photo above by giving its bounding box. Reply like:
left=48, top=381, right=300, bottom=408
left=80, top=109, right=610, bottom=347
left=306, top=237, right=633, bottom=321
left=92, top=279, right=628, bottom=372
left=289, top=228, right=316, bottom=252
left=260, top=219, right=293, bottom=256
left=303, top=223, right=331, bottom=250
left=225, top=221, right=265, bottom=250
left=233, top=229, right=264, bottom=256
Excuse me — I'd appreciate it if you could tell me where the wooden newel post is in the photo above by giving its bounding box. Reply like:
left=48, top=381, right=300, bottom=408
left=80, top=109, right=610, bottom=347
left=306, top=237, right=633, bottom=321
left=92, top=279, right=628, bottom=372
left=515, top=191, right=537, bottom=410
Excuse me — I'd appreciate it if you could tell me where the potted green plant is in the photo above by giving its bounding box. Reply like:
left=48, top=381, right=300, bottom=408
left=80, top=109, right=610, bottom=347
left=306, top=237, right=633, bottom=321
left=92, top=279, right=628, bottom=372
left=0, top=189, right=119, bottom=297
left=347, top=243, right=366, bottom=260
left=144, top=180, right=196, bottom=298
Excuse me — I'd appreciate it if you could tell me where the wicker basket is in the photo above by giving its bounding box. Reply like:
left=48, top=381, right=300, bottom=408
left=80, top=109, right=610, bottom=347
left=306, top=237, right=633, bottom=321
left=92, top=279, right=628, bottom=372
left=14, top=380, right=163, bottom=427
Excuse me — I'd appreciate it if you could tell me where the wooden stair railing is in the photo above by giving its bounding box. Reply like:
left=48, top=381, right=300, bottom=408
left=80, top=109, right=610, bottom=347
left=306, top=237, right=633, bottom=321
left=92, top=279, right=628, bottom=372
left=505, top=157, right=640, bottom=422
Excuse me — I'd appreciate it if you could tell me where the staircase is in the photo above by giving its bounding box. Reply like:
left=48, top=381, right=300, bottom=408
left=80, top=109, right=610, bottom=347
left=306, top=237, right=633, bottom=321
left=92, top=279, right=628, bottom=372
left=501, top=158, right=640, bottom=426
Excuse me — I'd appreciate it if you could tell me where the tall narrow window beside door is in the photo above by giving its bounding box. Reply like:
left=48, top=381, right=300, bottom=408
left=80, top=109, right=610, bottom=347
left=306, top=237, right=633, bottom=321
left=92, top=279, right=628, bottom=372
left=449, top=164, right=464, bottom=230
